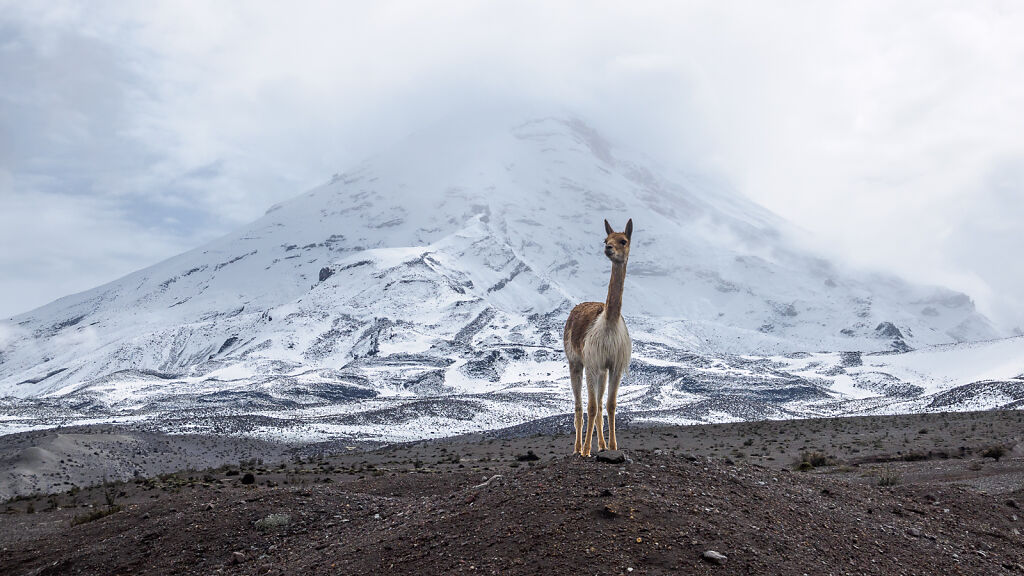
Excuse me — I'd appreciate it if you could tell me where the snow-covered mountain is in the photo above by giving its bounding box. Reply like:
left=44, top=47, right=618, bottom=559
left=0, top=113, right=1016, bottom=440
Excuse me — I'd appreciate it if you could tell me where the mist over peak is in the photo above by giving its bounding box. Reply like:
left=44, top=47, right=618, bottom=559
left=1, top=111, right=1017, bottom=444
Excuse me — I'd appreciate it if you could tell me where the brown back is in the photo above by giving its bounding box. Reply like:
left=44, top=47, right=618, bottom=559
left=565, top=301, right=604, bottom=357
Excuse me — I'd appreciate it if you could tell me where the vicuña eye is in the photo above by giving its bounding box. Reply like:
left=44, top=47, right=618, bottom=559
left=619, top=240, right=627, bottom=246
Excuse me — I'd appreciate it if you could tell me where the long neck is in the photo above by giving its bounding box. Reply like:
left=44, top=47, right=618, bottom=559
left=604, top=260, right=627, bottom=323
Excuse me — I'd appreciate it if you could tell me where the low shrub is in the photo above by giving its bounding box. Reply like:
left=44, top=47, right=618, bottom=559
left=72, top=505, right=121, bottom=526
left=876, top=472, right=902, bottom=487
left=254, top=513, right=290, bottom=531
left=795, top=450, right=832, bottom=471
left=981, top=446, right=1006, bottom=462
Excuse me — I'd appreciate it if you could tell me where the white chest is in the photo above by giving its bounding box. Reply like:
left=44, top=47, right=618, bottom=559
left=582, top=313, right=631, bottom=373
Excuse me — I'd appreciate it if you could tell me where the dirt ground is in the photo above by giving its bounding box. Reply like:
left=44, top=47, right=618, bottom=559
left=1, top=410, right=1023, bottom=575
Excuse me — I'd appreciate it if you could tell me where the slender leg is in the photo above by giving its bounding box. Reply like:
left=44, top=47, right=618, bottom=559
left=582, top=367, right=599, bottom=457
left=607, top=368, right=623, bottom=451
left=595, top=369, right=608, bottom=451
left=569, top=363, right=584, bottom=455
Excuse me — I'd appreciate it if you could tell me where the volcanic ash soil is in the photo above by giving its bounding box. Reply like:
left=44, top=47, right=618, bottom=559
left=1, top=412, right=1023, bottom=575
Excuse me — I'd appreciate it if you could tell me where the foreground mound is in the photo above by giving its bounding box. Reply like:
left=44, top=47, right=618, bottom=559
left=2, top=446, right=1022, bottom=575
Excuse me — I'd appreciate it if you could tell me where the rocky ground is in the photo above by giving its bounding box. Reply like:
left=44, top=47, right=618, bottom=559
left=0, top=426, right=298, bottom=501
left=1, top=410, right=1023, bottom=575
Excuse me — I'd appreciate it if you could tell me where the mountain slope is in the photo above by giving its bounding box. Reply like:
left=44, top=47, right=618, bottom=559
left=0, top=114, right=1009, bottom=439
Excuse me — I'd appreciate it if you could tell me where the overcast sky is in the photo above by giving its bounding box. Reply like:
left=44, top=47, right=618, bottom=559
left=2, top=1, right=1023, bottom=330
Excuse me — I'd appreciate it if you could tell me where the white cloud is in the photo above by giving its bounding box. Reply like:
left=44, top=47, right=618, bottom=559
left=1, top=1, right=1023, bottom=328
left=0, top=187, right=203, bottom=318
left=0, top=319, right=30, bottom=352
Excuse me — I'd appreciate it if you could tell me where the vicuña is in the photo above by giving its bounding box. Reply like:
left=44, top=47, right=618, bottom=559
left=563, top=218, right=633, bottom=456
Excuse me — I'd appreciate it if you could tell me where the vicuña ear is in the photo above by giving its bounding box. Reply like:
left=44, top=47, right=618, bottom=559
left=625, top=218, right=633, bottom=240
left=604, top=219, right=614, bottom=236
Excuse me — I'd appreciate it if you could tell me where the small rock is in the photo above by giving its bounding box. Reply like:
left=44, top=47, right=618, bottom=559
left=907, top=528, right=922, bottom=538
left=204, top=503, right=215, bottom=511
left=702, top=550, right=727, bottom=565
left=473, top=474, right=503, bottom=489
left=1007, top=499, right=1020, bottom=509
left=600, top=504, right=619, bottom=519
left=231, top=551, right=245, bottom=564
left=142, top=512, right=150, bottom=519
left=595, top=450, right=626, bottom=464
left=516, top=450, right=540, bottom=462
left=241, top=473, right=255, bottom=485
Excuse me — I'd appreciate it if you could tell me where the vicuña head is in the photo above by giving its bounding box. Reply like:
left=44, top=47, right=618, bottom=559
left=603, top=218, right=632, bottom=264
left=563, top=218, right=633, bottom=457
